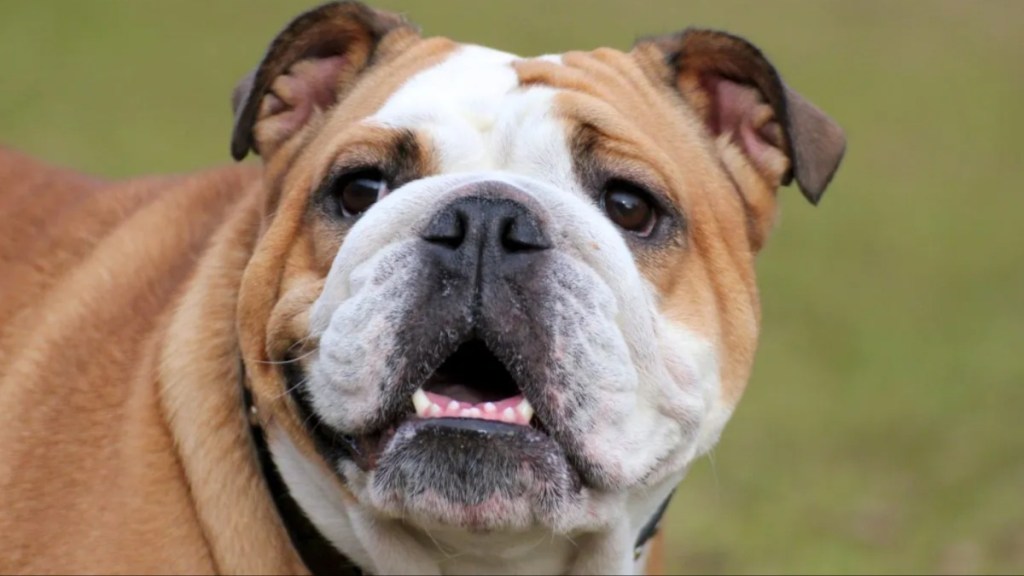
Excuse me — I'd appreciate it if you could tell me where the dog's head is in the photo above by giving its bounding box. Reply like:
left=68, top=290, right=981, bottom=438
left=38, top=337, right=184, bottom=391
left=231, top=1, right=844, bottom=570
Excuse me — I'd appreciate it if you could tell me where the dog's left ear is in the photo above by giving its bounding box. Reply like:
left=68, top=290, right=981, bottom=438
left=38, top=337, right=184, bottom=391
left=633, top=29, right=845, bottom=206
left=230, top=1, right=415, bottom=161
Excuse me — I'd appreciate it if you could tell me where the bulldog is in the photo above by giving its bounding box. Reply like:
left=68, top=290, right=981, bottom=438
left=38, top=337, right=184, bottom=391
left=0, top=2, right=845, bottom=574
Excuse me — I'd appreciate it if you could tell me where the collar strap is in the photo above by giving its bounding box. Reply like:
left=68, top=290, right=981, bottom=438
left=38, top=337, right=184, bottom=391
left=633, top=489, right=674, bottom=560
left=239, top=358, right=672, bottom=573
left=240, top=361, right=363, bottom=576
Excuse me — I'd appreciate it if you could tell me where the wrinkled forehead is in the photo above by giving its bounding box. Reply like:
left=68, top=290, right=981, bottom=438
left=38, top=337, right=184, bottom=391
left=347, top=40, right=710, bottom=212
left=367, top=45, right=578, bottom=186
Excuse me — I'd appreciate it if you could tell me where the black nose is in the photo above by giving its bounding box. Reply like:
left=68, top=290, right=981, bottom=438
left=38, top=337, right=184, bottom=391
left=422, top=195, right=551, bottom=256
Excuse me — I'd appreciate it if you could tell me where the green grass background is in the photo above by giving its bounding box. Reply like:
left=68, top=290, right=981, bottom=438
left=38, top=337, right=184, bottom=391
left=2, top=1, right=1021, bottom=573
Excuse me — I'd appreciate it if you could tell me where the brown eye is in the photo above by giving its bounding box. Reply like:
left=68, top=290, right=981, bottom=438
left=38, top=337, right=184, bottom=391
left=337, top=170, right=388, bottom=216
left=601, top=181, right=657, bottom=236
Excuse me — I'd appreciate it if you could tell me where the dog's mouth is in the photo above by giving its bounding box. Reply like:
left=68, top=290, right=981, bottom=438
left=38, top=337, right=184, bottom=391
left=412, top=339, right=537, bottom=427
left=289, top=337, right=554, bottom=471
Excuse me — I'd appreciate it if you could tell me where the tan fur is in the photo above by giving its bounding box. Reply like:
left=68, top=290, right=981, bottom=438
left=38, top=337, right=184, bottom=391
left=0, top=148, right=304, bottom=573
left=644, top=531, right=666, bottom=576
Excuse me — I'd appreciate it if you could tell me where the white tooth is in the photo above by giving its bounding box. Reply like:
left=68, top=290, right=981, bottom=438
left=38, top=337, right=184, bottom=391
left=501, top=407, right=516, bottom=422
left=516, top=399, right=534, bottom=423
left=412, top=389, right=431, bottom=416
left=468, top=408, right=481, bottom=418
left=460, top=408, right=472, bottom=418
left=447, top=400, right=460, bottom=412
left=483, top=402, right=497, bottom=413
left=428, top=404, right=443, bottom=417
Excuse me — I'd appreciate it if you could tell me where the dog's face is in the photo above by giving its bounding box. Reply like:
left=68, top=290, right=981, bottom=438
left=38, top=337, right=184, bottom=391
left=232, top=2, right=844, bottom=569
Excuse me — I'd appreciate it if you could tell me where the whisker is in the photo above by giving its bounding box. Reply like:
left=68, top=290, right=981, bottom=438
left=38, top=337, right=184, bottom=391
left=522, top=531, right=551, bottom=554
left=422, top=526, right=463, bottom=560
left=706, top=449, right=722, bottom=504
left=269, top=373, right=311, bottom=401
left=254, top=347, right=319, bottom=366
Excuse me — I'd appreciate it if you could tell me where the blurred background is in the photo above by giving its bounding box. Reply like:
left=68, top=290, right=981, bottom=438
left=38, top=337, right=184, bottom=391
left=1, top=1, right=1021, bottom=573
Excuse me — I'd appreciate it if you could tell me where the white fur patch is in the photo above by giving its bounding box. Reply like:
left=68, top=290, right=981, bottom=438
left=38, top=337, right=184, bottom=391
left=370, top=46, right=580, bottom=190
left=266, top=428, right=374, bottom=571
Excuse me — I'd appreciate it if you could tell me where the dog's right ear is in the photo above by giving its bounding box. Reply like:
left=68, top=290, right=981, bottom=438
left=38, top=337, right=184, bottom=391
left=230, top=1, right=415, bottom=161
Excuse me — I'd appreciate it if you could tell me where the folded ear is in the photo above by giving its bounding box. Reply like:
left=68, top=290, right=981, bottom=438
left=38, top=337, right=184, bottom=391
left=634, top=29, right=845, bottom=205
left=230, top=1, right=414, bottom=161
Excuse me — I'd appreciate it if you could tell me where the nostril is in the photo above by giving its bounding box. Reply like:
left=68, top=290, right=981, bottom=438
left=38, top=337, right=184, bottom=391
left=422, top=209, right=466, bottom=250
left=501, top=215, right=551, bottom=253
left=422, top=194, right=551, bottom=256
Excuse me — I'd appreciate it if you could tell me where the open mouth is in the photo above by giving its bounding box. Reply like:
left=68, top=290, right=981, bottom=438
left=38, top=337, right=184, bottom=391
left=411, top=339, right=536, bottom=427
left=285, top=336, right=546, bottom=471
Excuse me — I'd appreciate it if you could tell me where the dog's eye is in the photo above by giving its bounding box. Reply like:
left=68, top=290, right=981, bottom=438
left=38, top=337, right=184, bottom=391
left=601, top=181, right=657, bottom=236
left=333, top=169, right=389, bottom=217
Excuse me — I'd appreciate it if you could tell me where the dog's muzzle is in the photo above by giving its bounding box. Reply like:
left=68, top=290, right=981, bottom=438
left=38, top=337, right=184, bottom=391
left=294, top=181, right=599, bottom=529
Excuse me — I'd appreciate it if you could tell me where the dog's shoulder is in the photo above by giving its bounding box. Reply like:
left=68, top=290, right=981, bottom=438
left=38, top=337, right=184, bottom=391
left=0, top=146, right=106, bottom=248
left=0, top=149, right=260, bottom=332
left=0, top=149, right=270, bottom=573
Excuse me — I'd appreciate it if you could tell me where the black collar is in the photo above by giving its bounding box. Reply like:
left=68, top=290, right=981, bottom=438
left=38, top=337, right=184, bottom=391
left=242, top=382, right=363, bottom=576
left=239, top=360, right=670, bottom=575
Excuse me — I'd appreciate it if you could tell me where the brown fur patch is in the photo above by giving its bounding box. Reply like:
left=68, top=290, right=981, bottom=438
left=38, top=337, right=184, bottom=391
left=644, top=531, right=666, bottom=575
left=0, top=147, right=308, bottom=572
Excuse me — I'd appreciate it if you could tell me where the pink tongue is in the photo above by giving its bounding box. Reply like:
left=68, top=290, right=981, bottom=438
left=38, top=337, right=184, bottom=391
left=422, top=391, right=529, bottom=424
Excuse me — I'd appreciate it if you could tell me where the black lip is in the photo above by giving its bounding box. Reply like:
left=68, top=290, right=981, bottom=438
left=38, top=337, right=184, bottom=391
left=411, top=416, right=531, bottom=437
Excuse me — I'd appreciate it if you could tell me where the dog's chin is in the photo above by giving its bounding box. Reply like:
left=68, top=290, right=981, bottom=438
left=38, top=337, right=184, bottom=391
left=366, top=417, right=581, bottom=532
